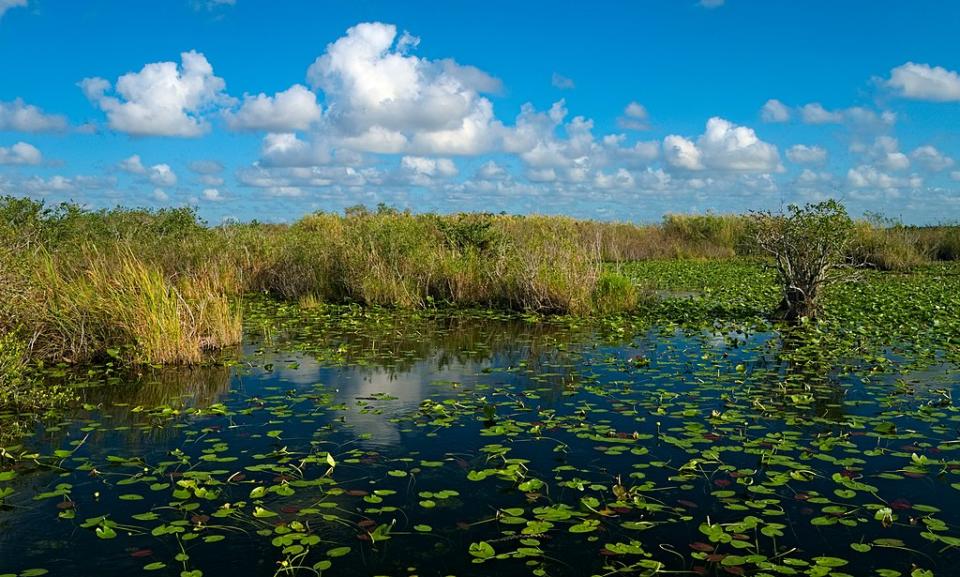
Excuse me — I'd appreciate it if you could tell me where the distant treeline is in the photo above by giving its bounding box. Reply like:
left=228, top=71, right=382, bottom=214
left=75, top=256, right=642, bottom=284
left=1, top=197, right=957, bottom=371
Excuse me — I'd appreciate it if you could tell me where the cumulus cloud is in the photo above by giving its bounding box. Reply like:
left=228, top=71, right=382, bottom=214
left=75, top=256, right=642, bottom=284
left=237, top=164, right=381, bottom=192
left=887, top=62, right=960, bottom=102
left=797, top=103, right=895, bottom=131
left=786, top=144, right=827, bottom=164
left=664, top=117, right=780, bottom=172
left=617, top=101, right=649, bottom=130
left=305, top=22, right=502, bottom=155
left=400, top=156, right=458, bottom=177
left=864, top=136, right=910, bottom=171
left=19, top=174, right=118, bottom=195
left=148, top=164, right=177, bottom=186
left=800, top=103, right=843, bottom=124
left=225, top=84, right=322, bottom=132
left=760, top=99, right=790, bottom=123
left=0, top=0, right=26, bottom=21
left=551, top=73, right=575, bottom=90
left=847, top=164, right=921, bottom=192
left=663, top=135, right=704, bottom=170
left=80, top=50, right=230, bottom=136
left=118, top=155, right=180, bottom=187
left=475, top=160, right=508, bottom=180
left=0, top=141, right=42, bottom=165
left=202, top=187, right=224, bottom=201
left=844, top=107, right=896, bottom=129
left=118, top=154, right=146, bottom=174
left=0, top=99, right=69, bottom=132
left=911, top=145, right=954, bottom=171
left=258, top=132, right=333, bottom=167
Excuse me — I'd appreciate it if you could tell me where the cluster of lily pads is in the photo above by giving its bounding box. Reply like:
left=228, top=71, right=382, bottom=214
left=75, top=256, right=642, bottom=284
left=1, top=260, right=959, bottom=577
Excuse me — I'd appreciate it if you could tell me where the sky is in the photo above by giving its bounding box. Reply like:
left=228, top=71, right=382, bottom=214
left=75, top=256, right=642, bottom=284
left=1, top=0, right=959, bottom=224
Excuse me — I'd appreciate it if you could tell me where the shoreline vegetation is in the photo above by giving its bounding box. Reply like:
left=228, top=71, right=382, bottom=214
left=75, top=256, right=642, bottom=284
left=1, top=195, right=959, bottom=386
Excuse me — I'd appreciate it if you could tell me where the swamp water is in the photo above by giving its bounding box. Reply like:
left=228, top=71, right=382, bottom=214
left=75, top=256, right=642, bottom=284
left=1, top=303, right=959, bottom=577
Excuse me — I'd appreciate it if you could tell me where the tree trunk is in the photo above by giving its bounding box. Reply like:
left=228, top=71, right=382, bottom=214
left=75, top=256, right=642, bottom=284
left=777, top=286, right=817, bottom=321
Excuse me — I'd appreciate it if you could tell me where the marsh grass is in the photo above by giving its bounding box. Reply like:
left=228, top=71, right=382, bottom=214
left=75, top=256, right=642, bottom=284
left=1, top=196, right=959, bottom=370
left=3, top=246, right=241, bottom=365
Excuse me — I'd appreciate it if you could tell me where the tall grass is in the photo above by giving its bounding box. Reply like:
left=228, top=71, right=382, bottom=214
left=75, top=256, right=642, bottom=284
left=5, top=248, right=241, bottom=365
left=580, top=213, right=751, bottom=261
left=2, top=196, right=959, bottom=370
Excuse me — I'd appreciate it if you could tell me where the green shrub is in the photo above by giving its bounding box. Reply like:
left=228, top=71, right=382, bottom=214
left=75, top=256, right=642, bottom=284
left=749, top=200, right=855, bottom=320
left=593, top=272, right=643, bottom=314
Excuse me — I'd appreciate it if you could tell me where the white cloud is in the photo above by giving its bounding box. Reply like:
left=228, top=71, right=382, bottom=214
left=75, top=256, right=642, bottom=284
left=120, top=155, right=182, bottom=187
left=845, top=107, right=896, bottom=129
left=118, top=154, right=146, bottom=174
left=476, top=160, right=508, bottom=180
left=593, top=168, right=636, bottom=190
left=887, top=62, right=960, bottom=102
left=0, top=0, right=26, bottom=21
left=400, top=156, right=457, bottom=178
left=225, top=84, right=322, bottom=132
left=0, top=99, right=68, bottom=132
left=19, top=174, right=117, bottom=195
left=796, top=103, right=894, bottom=129
left=306, top=22, right=501, bottom=155
left=237, top=164, right=381, bottom=191
left=618, top=101, right=649, bottom=130
left=500, top=100, right=658, bottom=185
left=80, top=50, right=230, bottom=136
left=665, top=117, right=780, bottom=172
left=796, top=168, right=833, bottom=186
left=847, top=164, right=921, bottom=191
left=551, top=73, right=575, bottom=90
left=153, top=188, right=170, bottom=202
left=760, top=99, right=790, bottom=123
left=786, top=144, right=827, bottom=164
left=148, top=164, right=177, bottom=186
left=698, top=117, right=781, bottom=171
left=258, top=132, right=334, bottom=167
left=265, top=186, right=304, bottom=197
left=526, top=168, right=557, bottom=182
left=202, top=188, right=224, bottom=201
left=800, top=103, right=843, bottom=124
left=865, top=136, right=910, bottom=171
left=663, top=135, right=704, bottom=170
left=199, top=174, right=224, bottom=186
left=0, top=141, right=41, bottom=165
left=911, top=145, right=954, bottom=172
left=951, top=171, right=960, bottom=182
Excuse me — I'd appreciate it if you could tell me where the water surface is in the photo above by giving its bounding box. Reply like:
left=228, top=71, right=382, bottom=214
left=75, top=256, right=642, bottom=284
left=2, top=306, right=958, bottom=577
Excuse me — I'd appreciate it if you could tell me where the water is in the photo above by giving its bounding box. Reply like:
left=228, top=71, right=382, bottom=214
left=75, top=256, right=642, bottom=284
left=2, top=307, right=959, bottom=577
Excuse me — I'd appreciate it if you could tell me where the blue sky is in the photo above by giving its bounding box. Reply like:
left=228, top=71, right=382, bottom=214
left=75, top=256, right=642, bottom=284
left=1, top=0, right=959, bottom=223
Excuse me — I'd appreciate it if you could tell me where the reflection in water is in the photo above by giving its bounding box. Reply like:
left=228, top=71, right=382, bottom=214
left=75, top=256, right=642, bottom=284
left=3, top=305, right=957, bottom=577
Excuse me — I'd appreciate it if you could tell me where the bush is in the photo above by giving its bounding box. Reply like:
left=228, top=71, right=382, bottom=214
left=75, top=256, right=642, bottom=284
left=593, top=272, right=643, bottom=314
left=749, top=200, right=855, bottom=321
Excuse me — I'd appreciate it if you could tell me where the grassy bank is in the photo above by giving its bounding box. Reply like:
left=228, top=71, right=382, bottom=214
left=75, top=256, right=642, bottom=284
left=0, top=199, right=642, bottom=370
left=1, top=197, right=958, bottom=373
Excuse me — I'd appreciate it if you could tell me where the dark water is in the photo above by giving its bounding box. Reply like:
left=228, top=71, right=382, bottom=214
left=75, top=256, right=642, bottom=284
left=1, top=309, right=959, bottom=577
